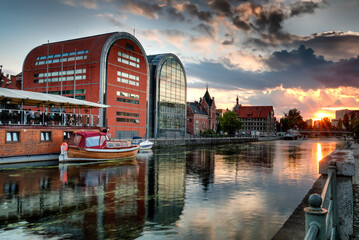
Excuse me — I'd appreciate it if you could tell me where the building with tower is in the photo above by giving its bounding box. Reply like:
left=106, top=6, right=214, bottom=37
left=187, top=87, right=216, bottom=135
left=233, top=97, right=276, bottom=136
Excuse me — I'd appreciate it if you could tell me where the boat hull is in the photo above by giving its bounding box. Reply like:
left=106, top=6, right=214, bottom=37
left=59, top=146, right=139, bottom=162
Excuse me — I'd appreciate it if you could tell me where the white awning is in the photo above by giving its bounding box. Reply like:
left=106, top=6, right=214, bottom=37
left=0, top=88, right=109, bottom=108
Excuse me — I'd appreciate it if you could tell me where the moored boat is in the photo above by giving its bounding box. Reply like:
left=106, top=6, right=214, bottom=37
left=132, top=137, right=154, bottom=150
left=0, top=88, right=108, bottom=164
left=59, top=131, right=139, bottom=162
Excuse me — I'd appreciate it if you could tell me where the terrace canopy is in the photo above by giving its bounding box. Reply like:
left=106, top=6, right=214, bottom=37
left=0, top=88, right=108, bottom=108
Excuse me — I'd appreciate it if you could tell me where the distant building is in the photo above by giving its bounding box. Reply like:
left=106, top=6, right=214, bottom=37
left=187, top=88, right=216, bottom=135
left=336, top=109, right=349, bottom=120
left=187, top=101, right=209, bottom=135
left=331, top=119, right=338, bottom=128
left=0, top=66, right=21, bottom=89
left=147, top=53, right=187, bottom=138
left=233, top=97, right=275, bottom=135
left=313, top=120, right=321, bottom=129
left=306, top=119, right=313, bottom=128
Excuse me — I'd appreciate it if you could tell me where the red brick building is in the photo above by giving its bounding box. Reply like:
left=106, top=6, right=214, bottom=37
left=22, top=32, right=149, bottom=138
left=0, top=66, right=21, bottom=89
left=187, top=88, right=217, bottom=135
left=233, top=97, right=276, bottom=135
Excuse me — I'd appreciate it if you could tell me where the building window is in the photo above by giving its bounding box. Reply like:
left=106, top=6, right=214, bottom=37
left=126, top=43, right=134, bottom=51
left=116, top=112, right=139, bottom=117
left=116, top=118, right=139, bottom=123
left=6, top=131, right=19, bottom=142
left=35, top=50, right=88, bottom=65
left=202, top=121, right=206, bottom=129
left=117, top=98, right=139, bottom=104
left=117, top=91, right=139, bottom=99
left=196, top=120, right=199, bottom=131
left=64, top=131, right=73, bottom=140
left=41, top=131, right=52, bottom=142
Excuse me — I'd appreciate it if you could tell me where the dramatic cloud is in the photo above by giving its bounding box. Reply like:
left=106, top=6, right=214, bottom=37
left=290, top=0, right=328, bottom=17
left=293, top=31, right=359, bottom=61
left=185, top=45, right=359, bottom=91
left=96, top=13, right=124, bottom=27
left=182, top=2, right=213, bottom=22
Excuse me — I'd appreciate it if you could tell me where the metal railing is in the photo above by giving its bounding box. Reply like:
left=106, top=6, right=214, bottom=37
left=304, top=165, right=338, bottom=240
left=0, top=108, right=100, bottom=127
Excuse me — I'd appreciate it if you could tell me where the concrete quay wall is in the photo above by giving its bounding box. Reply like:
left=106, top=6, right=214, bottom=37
left=150, top=137, right=260, bottom=149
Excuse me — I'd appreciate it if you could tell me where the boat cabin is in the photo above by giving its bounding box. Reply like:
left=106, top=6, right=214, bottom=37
left=68, top=131, right=132, bottom=149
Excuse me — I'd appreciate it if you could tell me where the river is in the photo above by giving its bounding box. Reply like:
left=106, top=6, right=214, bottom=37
left=0, top=139, right=340, bottom=239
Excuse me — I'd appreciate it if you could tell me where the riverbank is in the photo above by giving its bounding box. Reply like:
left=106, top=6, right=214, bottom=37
left=150, top=136, right=279, bottom=148
left=272, top=176, right=323, bottom=240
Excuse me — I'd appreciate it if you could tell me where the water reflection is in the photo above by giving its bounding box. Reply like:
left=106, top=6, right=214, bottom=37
left=0, top=139, right=341, bottom=240
left=317, top=143, right=322, bottom=162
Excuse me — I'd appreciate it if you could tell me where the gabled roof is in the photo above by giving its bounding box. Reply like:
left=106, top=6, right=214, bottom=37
left=188, top=102, right=208, bottom=115
left=235, top=106, right=274, bottom=119
left=203, top=90, right=213, bottom=106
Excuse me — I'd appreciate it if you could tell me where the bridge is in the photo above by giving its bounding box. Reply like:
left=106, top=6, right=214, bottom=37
left=299, top=129, right=351, bottom=136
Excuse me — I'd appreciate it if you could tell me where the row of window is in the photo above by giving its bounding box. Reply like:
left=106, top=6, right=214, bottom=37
left=116, top=112, right=139, bottom=117
left=36, top=50, right=89, bottom=60
left=6, top=131, right=74, bottom=143
left=117, top=97, right=139, bottom=105
left=35, top=55, right=87, bottom=65
left=117, top=91, right=139, bottom=99
left=47, top=89, right=85, bottom=95
left=117, top=71, right=139, bottom=81
left=118, top=51, right=140, bottom=63
left=116, top=118, right=139, bottom=123
left=34, top=69, right=86, bottom=78
left=239, top=118, right=268, bottom=122
left=117, top=77, right=139, bottom=86
left=34, top=75, right=86, bottom=83
left=117, top=57, right=140, bottom=68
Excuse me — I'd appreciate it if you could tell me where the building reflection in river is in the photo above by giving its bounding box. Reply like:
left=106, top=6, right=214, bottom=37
left=146, top=148, right=186, bottom=225
left=0, top=159, right=146, bottom=239
left=0, top=140, right=342, bottom=240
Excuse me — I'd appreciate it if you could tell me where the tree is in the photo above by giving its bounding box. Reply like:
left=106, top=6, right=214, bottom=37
left=351, top=117, right=359, bottom=143
left=322, top=117, right=331, bottom=129
left=338, top=118, right=343, bottom=130
left=218, top=111, right=242, bottom=135
left=343, top=114, right=350, bottom=130
left=284, top=108, right=305, bottom=129
left=279, top=117, right=289, bottom=132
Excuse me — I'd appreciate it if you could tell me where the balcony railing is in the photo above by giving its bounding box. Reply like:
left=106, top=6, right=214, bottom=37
left=0, top=108, right=99, bottom=127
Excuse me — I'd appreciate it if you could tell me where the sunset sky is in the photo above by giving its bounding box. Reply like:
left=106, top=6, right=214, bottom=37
left=1, top=0, right=359, bottom=120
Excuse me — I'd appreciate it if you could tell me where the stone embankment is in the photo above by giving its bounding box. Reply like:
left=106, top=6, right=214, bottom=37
left=274, top=148, right=356, bottom=240
left=150, top=137, right=258, bottom=148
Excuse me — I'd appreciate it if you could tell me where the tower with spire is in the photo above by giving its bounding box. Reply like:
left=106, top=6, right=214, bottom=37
left=233, top=95, right=241, bottom=111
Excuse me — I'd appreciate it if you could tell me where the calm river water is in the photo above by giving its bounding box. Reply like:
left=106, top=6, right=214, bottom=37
left=0, top=139, right=340, bottom=240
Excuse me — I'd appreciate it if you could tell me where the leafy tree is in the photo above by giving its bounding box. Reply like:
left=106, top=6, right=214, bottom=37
left=218, top=111, right=242, bottom=135
left=284, top=108, right=305, bottom=129
left=279, top=117, right=289, bottom=132
left=337, top=118, right=343, bottom=130
left=322, top=117, right=331, bottom=129
left=343, top=114, right=350, bottom=130
left=351, top=117, right=359, bottom=143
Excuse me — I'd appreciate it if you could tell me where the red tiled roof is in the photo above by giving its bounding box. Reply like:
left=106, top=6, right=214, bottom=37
left=234, top=106, right=274, bottom=119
